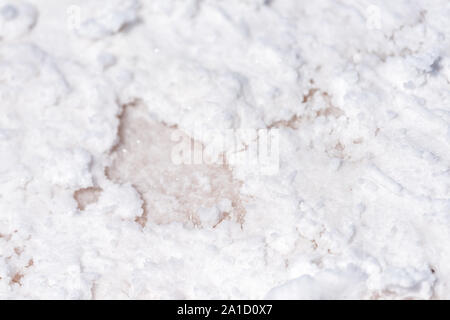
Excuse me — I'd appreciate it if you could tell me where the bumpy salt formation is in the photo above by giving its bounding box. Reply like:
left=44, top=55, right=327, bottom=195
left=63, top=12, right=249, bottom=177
left=0, top=1, right=37, bottom=40
left=0, top=0, right=450, bottom=299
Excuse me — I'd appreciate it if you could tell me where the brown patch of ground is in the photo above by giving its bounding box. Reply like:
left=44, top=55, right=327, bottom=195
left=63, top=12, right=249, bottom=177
left=106, top=101, right=246, bottom=227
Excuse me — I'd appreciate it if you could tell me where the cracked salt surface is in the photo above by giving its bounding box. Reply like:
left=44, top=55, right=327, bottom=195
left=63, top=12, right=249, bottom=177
left=0, top=0, right=450, bottom=299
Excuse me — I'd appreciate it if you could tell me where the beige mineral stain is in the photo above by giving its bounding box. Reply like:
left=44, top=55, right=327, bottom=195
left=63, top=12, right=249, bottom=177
left=106, top=101, right=246, bottom=227
left=74, top=187, right=103, bottom=211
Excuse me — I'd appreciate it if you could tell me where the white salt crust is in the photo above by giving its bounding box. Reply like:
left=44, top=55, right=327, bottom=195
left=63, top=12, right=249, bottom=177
left=0, top=0, right=449, bottom=299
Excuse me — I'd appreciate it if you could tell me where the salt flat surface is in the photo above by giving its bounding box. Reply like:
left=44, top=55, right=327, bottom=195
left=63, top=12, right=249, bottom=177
left=0, top=0, right=449, bottom=299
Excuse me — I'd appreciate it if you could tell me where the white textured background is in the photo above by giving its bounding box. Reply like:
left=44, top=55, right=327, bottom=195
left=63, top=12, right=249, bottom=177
left=0, top=0, right=449, bottom=299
